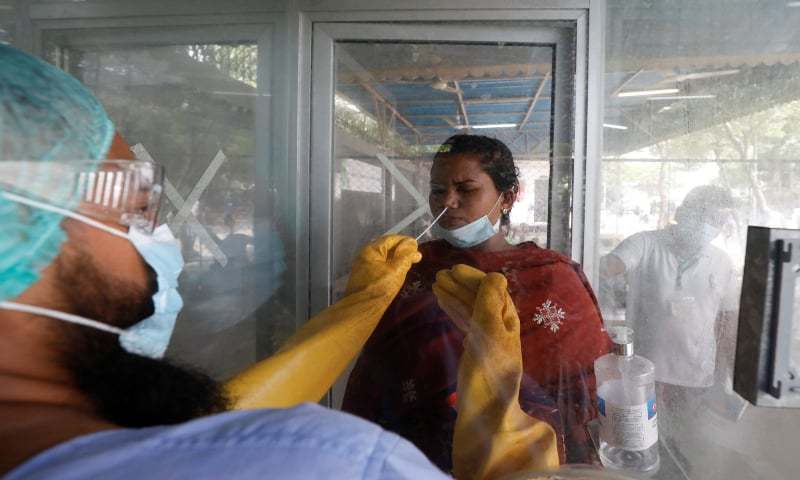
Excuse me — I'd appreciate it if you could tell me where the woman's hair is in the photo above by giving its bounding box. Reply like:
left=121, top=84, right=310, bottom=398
left=433, top=134, right=520, bottom=231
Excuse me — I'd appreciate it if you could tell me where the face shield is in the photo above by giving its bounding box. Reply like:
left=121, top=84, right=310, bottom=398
left=0, top=159, right=164, bottom=234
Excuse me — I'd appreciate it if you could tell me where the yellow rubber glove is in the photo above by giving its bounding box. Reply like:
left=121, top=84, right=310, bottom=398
left=226, top=235, right=422, bottom=409
left=433, top=264, right=560, bottom=480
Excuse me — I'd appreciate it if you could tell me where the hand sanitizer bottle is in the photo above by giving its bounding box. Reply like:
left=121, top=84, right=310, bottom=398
left=596, top=326, right=660, bottom=476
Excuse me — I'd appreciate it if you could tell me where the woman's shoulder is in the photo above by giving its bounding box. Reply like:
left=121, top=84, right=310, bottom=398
left=498, top=243, right=595, bottom=297
left=416, top=239, right=577, bottom=273
left=504, top=242, right=575, bottom=268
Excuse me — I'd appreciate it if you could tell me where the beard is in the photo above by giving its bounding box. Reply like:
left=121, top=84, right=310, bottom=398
left=52, top=244, right=229, bottom=428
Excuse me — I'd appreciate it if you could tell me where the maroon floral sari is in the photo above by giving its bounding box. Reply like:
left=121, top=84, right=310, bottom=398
left=342, top=240, right=612, bottom=471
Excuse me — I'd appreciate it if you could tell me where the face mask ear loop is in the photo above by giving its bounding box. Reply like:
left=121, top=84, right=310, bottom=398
left=487, top=193, right=505, bottom=218
left=416, top=207, right=448, bottom=242
left=0, top=300, right=129, bottom=336
left=2, top=191, right=129, bottom=240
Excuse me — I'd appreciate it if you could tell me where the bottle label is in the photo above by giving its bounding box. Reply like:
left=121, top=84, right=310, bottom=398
left=598, top=396, right=658, bottom=451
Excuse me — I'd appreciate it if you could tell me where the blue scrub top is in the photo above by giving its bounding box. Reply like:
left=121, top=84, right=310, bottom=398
left=6, top=403, right=451, bottom=480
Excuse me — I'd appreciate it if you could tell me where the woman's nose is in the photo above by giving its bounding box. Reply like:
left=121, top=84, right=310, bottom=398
left=443, top=190, right=460, bottom=209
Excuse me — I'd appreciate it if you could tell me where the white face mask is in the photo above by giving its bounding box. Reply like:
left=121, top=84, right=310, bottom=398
left=676, top=218, right=721, bottom=249
left=698, top=222, right=721, bottom=245
left=0, top=192, right=184, bottom=359
left=432, top=195, right=503, bottom=249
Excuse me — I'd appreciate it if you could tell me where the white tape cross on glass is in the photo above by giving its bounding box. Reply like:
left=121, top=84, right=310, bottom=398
left=376, top=153, right=444, bottom=239
left=132, top=144, right=229, bottom=267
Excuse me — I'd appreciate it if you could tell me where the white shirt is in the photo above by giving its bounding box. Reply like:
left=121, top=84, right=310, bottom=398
left=610, top=228, right=738, bottom=387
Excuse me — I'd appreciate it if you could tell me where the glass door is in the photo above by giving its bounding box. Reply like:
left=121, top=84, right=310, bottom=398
left=310, top=21, right=579, bottom=407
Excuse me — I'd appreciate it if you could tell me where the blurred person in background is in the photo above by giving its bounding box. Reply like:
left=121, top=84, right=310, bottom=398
left=599, top=185, right=747, bottom=453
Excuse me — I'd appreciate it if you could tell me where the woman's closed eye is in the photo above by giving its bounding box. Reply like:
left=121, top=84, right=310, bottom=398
left=430, top=185, right=447, bottom=196
left=430, top=181, right=480, bottom=196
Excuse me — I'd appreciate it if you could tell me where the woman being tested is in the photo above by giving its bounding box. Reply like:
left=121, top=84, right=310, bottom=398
left=342, top=134, right=611, bottom=469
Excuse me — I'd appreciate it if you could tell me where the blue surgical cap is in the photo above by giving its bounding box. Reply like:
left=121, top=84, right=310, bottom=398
left=0, top=44, right=115, bottom=302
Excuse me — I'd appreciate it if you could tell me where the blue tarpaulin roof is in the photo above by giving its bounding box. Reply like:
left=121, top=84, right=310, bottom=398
left=337, top=75, right=553, bottom=155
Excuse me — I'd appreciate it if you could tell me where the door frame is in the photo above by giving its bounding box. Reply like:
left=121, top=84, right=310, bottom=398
left=305, top=7, right=604, bottom=408
left=306, top=8, right=604, bottom=322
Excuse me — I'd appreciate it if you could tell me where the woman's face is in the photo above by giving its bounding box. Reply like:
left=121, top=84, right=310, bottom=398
left=429, top=153, right=511, bottom=230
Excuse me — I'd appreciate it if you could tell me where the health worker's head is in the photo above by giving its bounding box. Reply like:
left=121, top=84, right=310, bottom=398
left=0, top=45, right=227, bottom=428
left=673, top=185, right=735, bottom=247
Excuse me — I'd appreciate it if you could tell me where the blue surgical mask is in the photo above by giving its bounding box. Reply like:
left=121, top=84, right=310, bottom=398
left=119, top=224, right=183, bottom=358
left=0, top=193, right=184, bottom=359
left=433, top=195, right=503, bottom=249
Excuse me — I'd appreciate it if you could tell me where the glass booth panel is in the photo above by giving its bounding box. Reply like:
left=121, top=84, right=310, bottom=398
left=43, top=27, right=294, bottom=381
left=599, top=1, right=800, bottom=478
left=318, top=26, right=594, bottom=470
left=312, top=22, right=580, bottom=450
